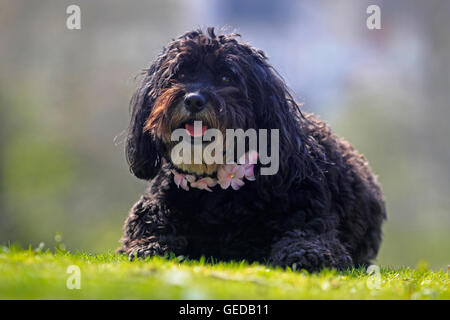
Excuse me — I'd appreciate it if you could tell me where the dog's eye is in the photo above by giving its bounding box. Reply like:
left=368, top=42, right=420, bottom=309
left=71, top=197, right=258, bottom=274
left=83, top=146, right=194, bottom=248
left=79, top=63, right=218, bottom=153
left=221, top=75, right=230, bottom=84
left=178, top=73, right=186, bottom=80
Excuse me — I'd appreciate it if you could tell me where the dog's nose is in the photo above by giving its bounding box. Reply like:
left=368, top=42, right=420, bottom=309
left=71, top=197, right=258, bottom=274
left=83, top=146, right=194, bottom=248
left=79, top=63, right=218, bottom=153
left=184, top=93, right=206, bottom=113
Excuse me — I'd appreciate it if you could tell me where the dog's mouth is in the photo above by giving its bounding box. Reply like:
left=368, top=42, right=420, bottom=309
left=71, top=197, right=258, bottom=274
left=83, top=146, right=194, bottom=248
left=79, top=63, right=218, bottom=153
left=169, top=118, right=223, bottom=176
left=183, top=120, right=208, bottom=137
left=177, top=119, right=211, bottom=138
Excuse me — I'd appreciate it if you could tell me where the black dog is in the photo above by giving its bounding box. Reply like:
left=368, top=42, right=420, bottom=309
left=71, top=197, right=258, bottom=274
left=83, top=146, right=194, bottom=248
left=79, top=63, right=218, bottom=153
left=118, top=28, right=386, bottom=272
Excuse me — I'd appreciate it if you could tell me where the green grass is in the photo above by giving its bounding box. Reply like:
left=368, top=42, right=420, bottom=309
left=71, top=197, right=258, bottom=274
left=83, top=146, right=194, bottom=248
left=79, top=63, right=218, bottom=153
left=0, top=246, right=448, bottom=299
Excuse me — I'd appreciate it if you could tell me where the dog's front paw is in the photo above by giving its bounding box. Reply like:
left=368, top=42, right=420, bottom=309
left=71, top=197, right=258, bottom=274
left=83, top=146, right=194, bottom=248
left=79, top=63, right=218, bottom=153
left=271, top=247, right=321, bottom=272
left=125, top=244, right=165, bottom=261
left=269, top=233, right=353, bottom=272
left=128, top=248, right=151, bottom=261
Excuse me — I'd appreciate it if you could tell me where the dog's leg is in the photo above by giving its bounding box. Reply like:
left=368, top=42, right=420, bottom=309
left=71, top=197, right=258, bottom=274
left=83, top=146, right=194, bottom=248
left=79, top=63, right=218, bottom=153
left=117, top=197, right=187, bottom=260
left=269, top=230, right=353, bottom=272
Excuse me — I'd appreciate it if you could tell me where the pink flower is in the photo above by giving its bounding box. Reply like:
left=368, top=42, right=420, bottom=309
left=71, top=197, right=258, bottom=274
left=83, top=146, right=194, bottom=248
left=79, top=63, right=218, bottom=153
left=238, top=150, right=258, bottom=181
left=171, top=152, right=258, bottom=192
left=172, top=170, right=196, bottom=191
left=217, top=164, right=245, bottom=190
left=190, top=177, right=218, bottom=192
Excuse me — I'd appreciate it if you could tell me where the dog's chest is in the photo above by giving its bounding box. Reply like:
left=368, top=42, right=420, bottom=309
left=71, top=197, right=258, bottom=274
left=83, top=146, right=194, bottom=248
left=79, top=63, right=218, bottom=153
left=167, top=189, right=275, bottom=261
left=183, top=217, right=273, bottom=262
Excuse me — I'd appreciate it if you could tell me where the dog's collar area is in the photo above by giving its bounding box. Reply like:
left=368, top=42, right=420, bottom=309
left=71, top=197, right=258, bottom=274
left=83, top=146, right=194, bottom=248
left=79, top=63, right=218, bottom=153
left=171, top=151, right=258, bottom=192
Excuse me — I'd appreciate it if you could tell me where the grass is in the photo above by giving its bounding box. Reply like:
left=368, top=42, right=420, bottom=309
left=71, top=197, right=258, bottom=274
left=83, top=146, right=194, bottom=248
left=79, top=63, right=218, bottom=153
left=0, top=246, right=448, bottom=300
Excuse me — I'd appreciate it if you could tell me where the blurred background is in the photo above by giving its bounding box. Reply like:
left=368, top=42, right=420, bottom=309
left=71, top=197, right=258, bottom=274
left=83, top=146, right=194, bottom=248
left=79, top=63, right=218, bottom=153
left=0, top=0, right=449, bottom=270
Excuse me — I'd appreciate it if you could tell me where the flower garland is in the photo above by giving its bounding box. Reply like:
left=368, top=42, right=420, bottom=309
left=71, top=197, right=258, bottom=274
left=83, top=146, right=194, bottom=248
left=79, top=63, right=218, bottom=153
left=171, top=151, right=258, bottom=192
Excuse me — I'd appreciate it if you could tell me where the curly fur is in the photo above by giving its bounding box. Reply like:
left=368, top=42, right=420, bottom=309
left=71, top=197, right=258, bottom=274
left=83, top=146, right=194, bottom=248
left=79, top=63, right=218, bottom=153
left=118, top=28, right=386, bottom=272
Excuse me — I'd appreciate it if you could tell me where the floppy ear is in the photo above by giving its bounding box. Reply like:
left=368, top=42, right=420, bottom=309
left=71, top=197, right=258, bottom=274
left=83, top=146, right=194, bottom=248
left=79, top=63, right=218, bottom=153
left=126, top=64, right=164, bottom=180
left=249, top=59, right=325, bottom=193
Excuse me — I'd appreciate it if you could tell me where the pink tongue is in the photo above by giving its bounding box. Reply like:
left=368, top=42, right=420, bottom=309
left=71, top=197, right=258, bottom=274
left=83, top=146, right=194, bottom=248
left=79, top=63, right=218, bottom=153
left=185, top=123, right=208, bottom=137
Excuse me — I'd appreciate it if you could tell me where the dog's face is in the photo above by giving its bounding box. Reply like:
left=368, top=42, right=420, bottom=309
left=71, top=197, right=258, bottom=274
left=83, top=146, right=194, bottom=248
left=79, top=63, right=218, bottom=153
left=127, top=27, right=307, bottom=182
left=143, top=29, right=258, bottom=175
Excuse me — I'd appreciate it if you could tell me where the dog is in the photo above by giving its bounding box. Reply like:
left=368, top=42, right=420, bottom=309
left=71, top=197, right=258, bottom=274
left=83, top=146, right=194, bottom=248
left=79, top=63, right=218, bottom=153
left=118, top=28, right=386, bottom=272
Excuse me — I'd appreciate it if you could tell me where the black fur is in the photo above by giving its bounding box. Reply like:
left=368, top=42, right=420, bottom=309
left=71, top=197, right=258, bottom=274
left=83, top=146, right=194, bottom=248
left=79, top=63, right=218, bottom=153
left=118, top=28, right=386, bottom=272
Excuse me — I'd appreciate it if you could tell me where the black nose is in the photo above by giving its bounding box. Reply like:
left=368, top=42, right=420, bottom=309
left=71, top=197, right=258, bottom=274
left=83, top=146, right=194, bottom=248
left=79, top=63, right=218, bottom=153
left=184, top=92, right=206, bottom=113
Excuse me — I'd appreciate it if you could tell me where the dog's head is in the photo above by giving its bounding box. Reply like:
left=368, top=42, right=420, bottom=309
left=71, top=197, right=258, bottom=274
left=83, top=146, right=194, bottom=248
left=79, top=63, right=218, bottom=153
left=126, top=27, right=317, bottom=189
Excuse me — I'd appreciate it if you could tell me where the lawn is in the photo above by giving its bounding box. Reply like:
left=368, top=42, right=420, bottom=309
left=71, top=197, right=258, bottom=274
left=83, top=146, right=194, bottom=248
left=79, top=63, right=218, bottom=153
left=0, top=246, right=448, bottom=299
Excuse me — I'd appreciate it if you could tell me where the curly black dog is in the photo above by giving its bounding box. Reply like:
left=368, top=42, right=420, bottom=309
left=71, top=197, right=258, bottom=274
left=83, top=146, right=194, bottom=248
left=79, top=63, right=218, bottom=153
left=118, top=28, right=386, bottom=272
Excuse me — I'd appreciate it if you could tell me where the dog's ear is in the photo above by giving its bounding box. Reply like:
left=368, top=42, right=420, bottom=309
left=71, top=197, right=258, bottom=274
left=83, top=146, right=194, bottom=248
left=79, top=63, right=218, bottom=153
left=126, top=63, right=163, bottom=180
left=249, top=60, right=325, bottom=192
